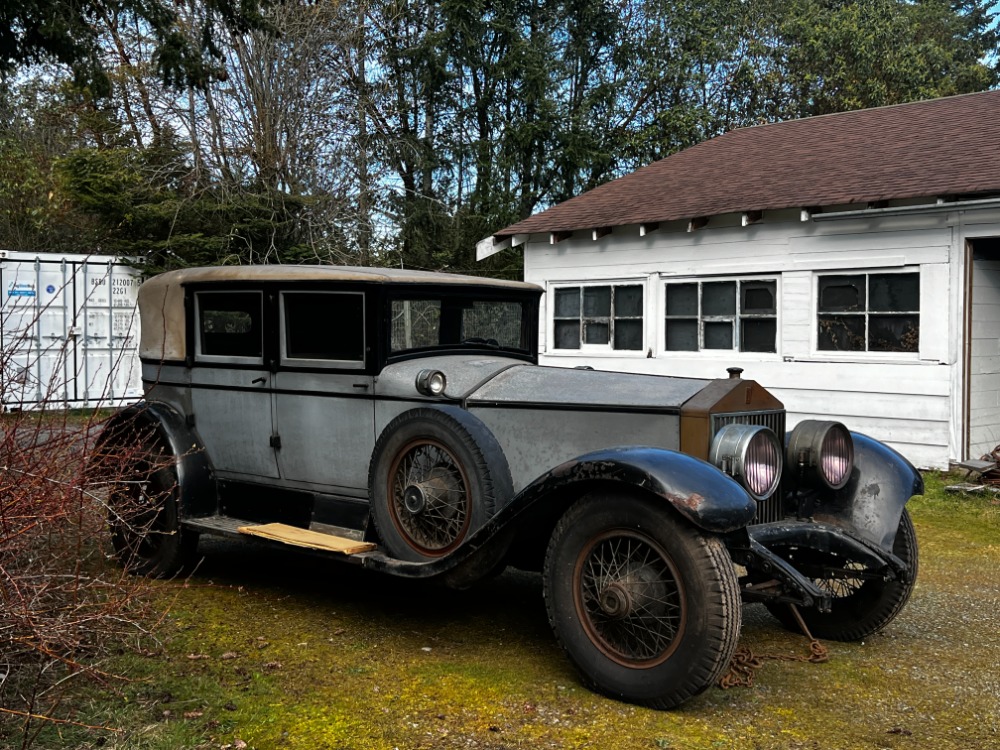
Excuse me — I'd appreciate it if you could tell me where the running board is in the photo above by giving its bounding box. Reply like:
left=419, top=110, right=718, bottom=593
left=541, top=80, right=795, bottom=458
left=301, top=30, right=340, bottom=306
left=182, top=515, right=375, bottom=556
left=238, top=523, right=376, bottom=555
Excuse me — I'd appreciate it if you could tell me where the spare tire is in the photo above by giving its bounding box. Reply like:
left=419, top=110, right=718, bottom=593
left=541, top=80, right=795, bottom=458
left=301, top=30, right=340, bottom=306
left=368, top=406, right=512, bottom=562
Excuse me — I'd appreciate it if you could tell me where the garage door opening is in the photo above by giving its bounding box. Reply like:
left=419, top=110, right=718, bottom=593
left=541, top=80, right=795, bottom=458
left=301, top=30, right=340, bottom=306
left=967, top=237, right=1000, bottom=460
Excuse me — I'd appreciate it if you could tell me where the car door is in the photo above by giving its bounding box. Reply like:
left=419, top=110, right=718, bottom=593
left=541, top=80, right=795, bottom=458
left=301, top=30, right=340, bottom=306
left=272, top=289, right=376, bottom=492
left=189, top=288, right=280, bottom=478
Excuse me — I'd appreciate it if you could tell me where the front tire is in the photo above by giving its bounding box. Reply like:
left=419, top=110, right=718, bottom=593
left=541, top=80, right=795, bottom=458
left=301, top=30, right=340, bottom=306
left=543, top=492, right=742, bottom=709
left=765, top=508, right=919, bottom=640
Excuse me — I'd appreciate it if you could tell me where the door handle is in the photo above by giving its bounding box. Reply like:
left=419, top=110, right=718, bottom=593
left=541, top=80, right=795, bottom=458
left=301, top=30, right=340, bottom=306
left=251, top=376, right=266, bottom=385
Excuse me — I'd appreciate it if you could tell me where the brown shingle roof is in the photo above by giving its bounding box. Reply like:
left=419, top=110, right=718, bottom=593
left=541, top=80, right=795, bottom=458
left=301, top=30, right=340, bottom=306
left=496, top=90, right=1000, bottom=238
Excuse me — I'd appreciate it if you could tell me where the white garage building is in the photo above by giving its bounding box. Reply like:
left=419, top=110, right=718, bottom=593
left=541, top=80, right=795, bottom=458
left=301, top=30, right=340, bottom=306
left=480, top=91, right=1000, bottom=469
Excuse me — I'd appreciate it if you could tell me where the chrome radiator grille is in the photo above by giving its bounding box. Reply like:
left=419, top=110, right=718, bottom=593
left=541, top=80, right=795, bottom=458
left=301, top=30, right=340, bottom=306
left=711, top=410, right=786, bottom=524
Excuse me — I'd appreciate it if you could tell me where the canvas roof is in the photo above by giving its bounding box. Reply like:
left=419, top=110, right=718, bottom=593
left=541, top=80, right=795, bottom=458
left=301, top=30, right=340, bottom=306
left=495, top=90, right=1000, bottom=239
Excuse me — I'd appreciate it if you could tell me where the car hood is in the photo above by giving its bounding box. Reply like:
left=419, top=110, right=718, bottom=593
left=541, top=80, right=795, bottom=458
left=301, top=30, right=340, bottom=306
left=376, top=356, right=708, bottom=410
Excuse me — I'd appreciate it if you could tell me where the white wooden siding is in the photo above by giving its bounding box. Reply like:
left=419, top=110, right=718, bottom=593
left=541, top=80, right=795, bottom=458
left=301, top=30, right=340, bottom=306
left=522, top=208, right=1000, bottom=469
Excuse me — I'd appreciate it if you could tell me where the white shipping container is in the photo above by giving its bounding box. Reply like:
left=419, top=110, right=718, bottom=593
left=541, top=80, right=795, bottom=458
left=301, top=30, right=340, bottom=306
left=0, top=251, right=142, bottom=409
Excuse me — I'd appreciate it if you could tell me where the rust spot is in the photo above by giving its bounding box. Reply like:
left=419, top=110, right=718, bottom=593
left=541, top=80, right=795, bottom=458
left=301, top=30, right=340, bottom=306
left=667, top=491, right=707, bottom=513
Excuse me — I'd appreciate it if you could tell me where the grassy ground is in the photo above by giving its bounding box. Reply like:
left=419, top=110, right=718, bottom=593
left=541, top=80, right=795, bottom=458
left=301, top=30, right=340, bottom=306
left=10, top=473, right=1000, bottom=750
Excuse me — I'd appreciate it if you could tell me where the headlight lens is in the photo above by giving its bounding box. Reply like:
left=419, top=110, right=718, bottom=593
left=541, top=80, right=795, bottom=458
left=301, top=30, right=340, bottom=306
left=786, top=420, right=854, bottom=490
left=709, top=424, right=783, bottom=500
left=415, top=369, right=447, bottom=396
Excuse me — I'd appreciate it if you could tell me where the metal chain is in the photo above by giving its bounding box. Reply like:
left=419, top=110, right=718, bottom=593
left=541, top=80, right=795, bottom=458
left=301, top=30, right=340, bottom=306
left=718, top=603, right=830, bottom=689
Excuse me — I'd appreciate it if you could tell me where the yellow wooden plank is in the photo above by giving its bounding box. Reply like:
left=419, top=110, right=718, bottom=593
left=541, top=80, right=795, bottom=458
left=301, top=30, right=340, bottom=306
left=237, top=523, right=375, bottom=555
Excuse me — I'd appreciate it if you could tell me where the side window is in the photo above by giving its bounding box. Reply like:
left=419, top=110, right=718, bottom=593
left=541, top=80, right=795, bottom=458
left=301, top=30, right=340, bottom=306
left=817, top=271, right=919, bottom=352
left=664, top=278, right=777, bottom=353
left=282, top=292, right=365, bottom=366
left=552, top=284, right=644, bottom=351
left=196, top=291, right=263, bottom=361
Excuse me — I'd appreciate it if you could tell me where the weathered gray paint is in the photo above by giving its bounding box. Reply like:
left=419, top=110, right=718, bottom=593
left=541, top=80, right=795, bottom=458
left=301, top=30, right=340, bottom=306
left=467, top=364, right=707, bottom=410
left=189, top=366, right=278, bottom=478
left=375, top=356, right=526, bottom=400
left=472, top=407, right=681, bottom=494
left=273, top=371, right=376, bottom=490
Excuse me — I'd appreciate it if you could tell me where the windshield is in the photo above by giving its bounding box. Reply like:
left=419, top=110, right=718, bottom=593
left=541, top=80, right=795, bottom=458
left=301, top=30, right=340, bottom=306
left=389, top=295, right=533, bottom=356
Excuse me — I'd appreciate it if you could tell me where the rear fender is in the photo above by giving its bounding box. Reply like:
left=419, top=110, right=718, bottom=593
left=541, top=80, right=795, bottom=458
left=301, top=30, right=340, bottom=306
left=815, top=432, right=923, bottom=551
left=93, top=401, right=215, bottom=518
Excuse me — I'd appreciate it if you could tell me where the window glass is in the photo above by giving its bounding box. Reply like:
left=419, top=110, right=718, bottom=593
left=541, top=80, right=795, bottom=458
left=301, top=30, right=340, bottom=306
left=391, top=299, right=441, bottom=350
left=869, top=273, right=919, bottom=312
left=666, top=283, right=697, bottom=315
left=742, top=281, right=776, bottom=313
left=554, top=287, right=580, bottom=318
left=742, top=318, right=777, bottom=352
left=555, top=320, right=581, bottom=349
left=583, top=286, right=611, bottom=317
left=817, top=271, right=919, bottom=353
left=552, top=283, right=644, bottom=351
left=615, top=285, right=644, bottom=317
left=664, top=278, right=777, bottom=353
left=665, top=320, right=698, bottom=351
left=284, top=292, right=364, bottom=362
left=819, top=275, right=865, bottom=312
left=704, top=321, right=733, bottom=349
left=198, top=291, right=262, bottom=359
left=389, top=296, right=531, bottom=355
left=462, top=301, right=525, bottom=348
left=702, top=281, right=736, bottom=316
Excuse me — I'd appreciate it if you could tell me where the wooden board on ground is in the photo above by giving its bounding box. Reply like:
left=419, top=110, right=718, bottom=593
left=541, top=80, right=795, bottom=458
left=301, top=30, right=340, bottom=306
left=238, top=523, right=375, bottom=555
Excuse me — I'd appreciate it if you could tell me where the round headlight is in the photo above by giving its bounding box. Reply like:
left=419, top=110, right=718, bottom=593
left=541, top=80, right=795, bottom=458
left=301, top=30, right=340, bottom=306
left=415, top=369, right=447, bottom=396
left=709, top=424, right=783, bottom=500
left=786, top=420, right=854, bottom=490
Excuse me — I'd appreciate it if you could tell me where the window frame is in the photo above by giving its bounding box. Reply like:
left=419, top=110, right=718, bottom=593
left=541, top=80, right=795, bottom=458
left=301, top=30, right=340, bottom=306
left=548, top=279, right=647, bottom=355
left=812, top=268, right=920, bottom=358
left=279, top=290, right=366, bottom=370
left=659, top=275, right=780, bottom=356
left=193, top=290, right=265, bottom=366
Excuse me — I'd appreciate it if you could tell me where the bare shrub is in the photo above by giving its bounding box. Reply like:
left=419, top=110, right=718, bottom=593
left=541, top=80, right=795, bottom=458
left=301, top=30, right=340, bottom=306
left=0, top=343, right=159, bottom=746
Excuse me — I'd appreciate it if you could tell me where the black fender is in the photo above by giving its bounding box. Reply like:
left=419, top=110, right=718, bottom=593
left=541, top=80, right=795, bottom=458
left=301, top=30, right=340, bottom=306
left=92, top=400, right=216, bottom=518
left=509, top=446, right=757, bottom=534
left=815, top=432, right=923, bottom=551
left=360, top=445, right=755, bottom=581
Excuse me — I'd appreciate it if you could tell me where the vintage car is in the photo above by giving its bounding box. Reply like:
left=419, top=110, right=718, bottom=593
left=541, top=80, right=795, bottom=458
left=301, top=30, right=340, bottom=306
left=92, top=265, right=922, bottom=710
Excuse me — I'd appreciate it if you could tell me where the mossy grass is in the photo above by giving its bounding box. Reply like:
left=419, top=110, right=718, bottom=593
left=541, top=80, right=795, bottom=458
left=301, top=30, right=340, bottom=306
left=9, top=472, right=999, bottom=749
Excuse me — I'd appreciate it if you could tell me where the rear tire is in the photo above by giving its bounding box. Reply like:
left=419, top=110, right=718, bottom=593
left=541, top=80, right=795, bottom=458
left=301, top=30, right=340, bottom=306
left=104, top=429, right=196, bottom=577
left=765, top=508, right=918, bottom=640
left=543, top=492, right=741, bottom=709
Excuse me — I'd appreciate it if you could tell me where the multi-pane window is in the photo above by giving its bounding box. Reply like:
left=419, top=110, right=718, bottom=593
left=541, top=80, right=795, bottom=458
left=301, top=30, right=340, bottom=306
left=552, top=284, right=644, bottom=350
left=664, top=279, right=777, bottom=352
left=817, top=271, right=919, bottom=352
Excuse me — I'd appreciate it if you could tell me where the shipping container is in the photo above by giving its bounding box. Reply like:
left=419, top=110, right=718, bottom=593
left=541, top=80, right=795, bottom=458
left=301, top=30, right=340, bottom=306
left=0, top=251, right=142, bottom=409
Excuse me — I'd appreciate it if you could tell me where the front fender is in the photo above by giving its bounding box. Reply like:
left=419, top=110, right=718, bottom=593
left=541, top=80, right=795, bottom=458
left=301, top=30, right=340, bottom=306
left=817, top=432, right=923, bottom=551
left=511, top=446, right=757, bottom=534
left=92, top=400, right=216, bottom=518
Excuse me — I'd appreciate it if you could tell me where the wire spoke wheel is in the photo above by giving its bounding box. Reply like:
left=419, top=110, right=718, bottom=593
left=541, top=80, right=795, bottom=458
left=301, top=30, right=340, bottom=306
left=388, top=439, right=471, bottom=555
left=370, top=408, right=511, bottom=565
left=764, top=509, right=919, bottom=641
left=544, top=493, right=741, bottom=709
left=576, top=531, right=685, bottom=666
